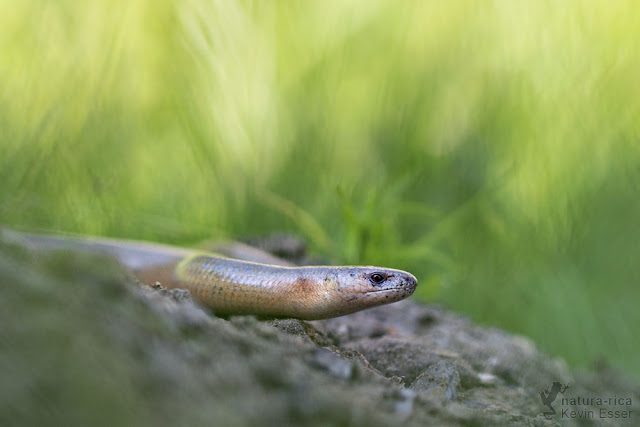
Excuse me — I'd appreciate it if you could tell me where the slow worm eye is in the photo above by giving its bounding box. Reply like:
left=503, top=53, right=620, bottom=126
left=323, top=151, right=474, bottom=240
left=370, top=273, right=385, bottom=284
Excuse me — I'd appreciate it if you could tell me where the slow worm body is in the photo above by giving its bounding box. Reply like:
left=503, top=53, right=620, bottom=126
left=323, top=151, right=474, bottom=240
left=3, top=230, right=418, bottom=320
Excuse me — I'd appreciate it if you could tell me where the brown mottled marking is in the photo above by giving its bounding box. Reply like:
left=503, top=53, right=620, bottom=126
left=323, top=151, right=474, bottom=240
left=134, top=263, right=180, bottom=288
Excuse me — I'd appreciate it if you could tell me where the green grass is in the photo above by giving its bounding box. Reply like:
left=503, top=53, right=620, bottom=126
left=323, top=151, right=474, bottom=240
left=1, top=1, right=640, bottom=379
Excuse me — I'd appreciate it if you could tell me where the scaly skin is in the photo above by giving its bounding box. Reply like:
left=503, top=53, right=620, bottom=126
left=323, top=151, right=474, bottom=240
left=174, top=254, right=417, bottom=319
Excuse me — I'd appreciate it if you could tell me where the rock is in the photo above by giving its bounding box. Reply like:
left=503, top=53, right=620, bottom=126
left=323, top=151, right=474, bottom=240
left=0, top=238, right=638, bottom=426
left=410, top=361, right=461, bottom=401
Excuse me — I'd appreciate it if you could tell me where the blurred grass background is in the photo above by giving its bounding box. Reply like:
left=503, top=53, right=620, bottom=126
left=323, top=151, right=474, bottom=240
left=1, top=0, right=639, bottom=379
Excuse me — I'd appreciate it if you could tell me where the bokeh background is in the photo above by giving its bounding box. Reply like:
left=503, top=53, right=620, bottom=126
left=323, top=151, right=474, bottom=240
left=1, top=1, right=639, bottom=379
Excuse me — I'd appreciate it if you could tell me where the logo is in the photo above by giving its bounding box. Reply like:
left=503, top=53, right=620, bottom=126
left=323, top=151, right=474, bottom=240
left=540, top=382, right=570, bottom=419
left=539, top=382, right=634, bottom=420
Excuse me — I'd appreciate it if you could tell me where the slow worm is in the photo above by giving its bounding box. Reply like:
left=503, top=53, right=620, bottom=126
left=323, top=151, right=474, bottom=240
left=3, top=230, right=418, bottom=320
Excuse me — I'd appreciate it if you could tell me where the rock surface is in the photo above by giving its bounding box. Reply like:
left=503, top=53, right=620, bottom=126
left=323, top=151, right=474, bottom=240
left=0, top=238, right=638, bottom=426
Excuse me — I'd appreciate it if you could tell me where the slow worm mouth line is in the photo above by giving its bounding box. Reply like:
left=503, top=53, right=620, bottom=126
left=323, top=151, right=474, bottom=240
left=364, top=288, right=407, bottom=294
left=339, top=285, right=413, bottom=302
left=355, top=287, right=415, bottom=299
